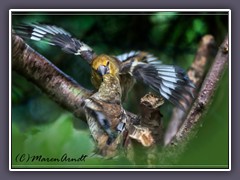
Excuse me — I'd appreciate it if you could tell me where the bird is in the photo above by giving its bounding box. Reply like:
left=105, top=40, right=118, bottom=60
left=14, top=23, right=195, bottom=109
left=14, top=23, right=195, bottom=144
left=82, top=73, right=128, bottom=157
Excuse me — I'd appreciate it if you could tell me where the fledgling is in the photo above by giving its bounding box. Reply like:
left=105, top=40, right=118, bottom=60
left=83, top=72, right=127, bottom=157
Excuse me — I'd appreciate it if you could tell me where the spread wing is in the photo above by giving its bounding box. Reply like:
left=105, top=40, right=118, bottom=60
left=116, top=51, right=158, bottom=100
left=14, top=23, right=95, bottom=63
left=117, top=51, right=195, bottom=110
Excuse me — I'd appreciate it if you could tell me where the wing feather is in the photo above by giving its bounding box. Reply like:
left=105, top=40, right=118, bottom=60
left=117, top=50, right=195, bottom=110
left=14, top=23, right=94, bottom=63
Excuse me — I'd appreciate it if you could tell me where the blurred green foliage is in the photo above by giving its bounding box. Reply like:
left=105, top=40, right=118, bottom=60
left=12, top=11, right=229, bottom=168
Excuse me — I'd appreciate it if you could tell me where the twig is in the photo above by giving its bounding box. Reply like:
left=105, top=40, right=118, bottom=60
left=174, top=34, right=229, bottom=142
left=12, top=34, right=93, bottom=120
left=164, top=35, right=216, bottom=145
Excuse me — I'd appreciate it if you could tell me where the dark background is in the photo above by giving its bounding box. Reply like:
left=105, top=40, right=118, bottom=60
left=11, top=11, right=229, bottom=168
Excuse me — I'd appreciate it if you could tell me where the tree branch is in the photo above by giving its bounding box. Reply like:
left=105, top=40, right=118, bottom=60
left=12, top=34, right=93, bottom=120
left=164, top=35, right=216, bottom=145
left=157, top=35, right=228, bottom=165
left=174, top=34, right=229, bottom=143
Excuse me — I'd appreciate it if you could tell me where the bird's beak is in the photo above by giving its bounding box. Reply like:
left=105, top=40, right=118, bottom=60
left=97, top=65, right=109, bottom=76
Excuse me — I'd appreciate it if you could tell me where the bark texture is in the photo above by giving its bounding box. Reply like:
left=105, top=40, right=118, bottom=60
left=12, top=34, right=93, bottom=120
left=175, top=35, right=229, bottom=142
left=164, top=35, right=216, bottom=145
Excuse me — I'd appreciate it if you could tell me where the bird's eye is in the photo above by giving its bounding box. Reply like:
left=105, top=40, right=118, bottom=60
left=106, top=61, right=110, bottom=67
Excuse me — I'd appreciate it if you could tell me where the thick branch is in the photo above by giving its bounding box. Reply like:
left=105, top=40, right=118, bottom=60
left=164, top=35, right=216, bottom=145
left=12, top=34, right=93, bottom=120
left=174, top=34, right=229, bottom=142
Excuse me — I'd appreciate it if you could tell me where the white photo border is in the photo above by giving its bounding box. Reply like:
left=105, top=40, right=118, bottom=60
left=9, top=9, right=231, bottom=171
